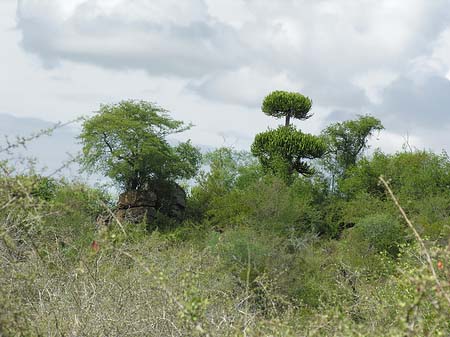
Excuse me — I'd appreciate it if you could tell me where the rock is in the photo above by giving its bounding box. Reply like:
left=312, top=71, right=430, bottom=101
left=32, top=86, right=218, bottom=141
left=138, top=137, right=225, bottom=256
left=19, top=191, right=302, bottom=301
left=153, top=182, right=187, bottom=220
left=168, top=184, right=187, bottom=220
left=115, top=190, right=157, bottom=224
left=113, top=184, right=187, bottom=226
left=116, top=206, right=156, bottom=224
left=118, top=190, right=156, bottom=209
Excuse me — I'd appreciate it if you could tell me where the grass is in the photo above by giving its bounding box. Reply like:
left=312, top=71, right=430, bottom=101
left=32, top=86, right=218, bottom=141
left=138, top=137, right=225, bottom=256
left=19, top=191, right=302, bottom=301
left=1, top=134, right=450, bottom=336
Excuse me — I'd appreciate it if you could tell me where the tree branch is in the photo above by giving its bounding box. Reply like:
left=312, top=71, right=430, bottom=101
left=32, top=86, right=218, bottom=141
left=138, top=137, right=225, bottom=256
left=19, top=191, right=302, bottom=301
left=102, top=132, right=115, bottom=155
left=102, top=132, right=134, bottom=166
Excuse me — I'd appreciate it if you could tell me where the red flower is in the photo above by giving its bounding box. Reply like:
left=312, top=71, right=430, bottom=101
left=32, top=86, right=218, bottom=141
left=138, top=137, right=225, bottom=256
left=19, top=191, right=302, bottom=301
left=91, top=240, right=100, bottom=253
left=437, top=261, right=443, bottom=270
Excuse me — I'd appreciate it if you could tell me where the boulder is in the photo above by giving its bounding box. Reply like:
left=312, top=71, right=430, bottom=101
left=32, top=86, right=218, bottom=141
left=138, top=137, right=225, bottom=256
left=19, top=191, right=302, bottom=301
left=115, top=190, right=157, bottom=224
left=116, top=206, right=156, bottom=225
left=153, top=182, right=187, bottom=220
left=113, top=184, right=187, bottom=226
left=168, top=183, right=187, bottom=220
left=118, top=190, right=156, bottom=208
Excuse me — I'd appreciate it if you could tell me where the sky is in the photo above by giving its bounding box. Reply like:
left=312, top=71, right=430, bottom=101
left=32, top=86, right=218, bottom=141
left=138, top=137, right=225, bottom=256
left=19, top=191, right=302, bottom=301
left=1, top=0, right=450, bottom=172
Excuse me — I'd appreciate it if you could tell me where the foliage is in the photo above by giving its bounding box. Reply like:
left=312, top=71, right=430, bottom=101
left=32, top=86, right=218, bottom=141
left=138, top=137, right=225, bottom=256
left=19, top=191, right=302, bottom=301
left=188, top=148, right=262, bottom=220
left=203, top=175, right=335, bottom=237
left=352, top=213, right=408, bottom=257
left=253, top=92, right=326, bottom=184
left=252, top=125, right=326, bottom=183
left=321, top=115, right=384, bottom=184
left=262, top=90, right=313, bottom=126
left=340, top=150, right=450, bottom=200
left=2, top=112, right=450, bottom=336
left=79, top=100, right=201, bottom=191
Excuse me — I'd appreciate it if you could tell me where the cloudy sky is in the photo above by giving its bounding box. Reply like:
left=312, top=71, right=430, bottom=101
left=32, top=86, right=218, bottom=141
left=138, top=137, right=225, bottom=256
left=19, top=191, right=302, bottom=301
left=1, top=0, right=450, bottom=171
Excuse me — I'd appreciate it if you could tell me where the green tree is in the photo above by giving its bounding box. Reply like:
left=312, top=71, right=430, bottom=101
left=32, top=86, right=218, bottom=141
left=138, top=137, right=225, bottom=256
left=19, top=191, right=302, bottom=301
left=321, top=115, right=383, bottom=185
left=79, top=100, right=201, bottom=191
left=188, top=148, right=261, bottom=220
left=252, top=92, right=326, bottom=184
left=262, top=90, right=313, bottom=126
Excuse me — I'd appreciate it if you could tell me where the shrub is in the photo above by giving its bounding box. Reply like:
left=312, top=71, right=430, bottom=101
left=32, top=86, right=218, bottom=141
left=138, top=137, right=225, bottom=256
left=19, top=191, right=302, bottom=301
left=353, top=213, right=408, bottom=257
left=340, top=150, right=450, bottom=200
left=206, top=176, right=328, bottom=236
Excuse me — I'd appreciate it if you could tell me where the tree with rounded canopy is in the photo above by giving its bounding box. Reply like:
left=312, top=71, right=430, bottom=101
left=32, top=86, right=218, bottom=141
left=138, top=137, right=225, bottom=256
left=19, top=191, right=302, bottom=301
left=252, top=91, right=326, bottom=184
left=79, top=100, right=201, bottom=191
left=262, top=90, right=313, bottom=126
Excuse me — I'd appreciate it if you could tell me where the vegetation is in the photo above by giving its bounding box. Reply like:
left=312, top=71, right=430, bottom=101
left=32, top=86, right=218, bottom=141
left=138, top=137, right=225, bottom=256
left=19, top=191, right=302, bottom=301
left=252, top=91, right=326, bottom=183
left=1, top=97, right=450, bottom=336
left=79, top=100, right=201, bottom=191
left=321, top=115, right=384, bottom=188
left=261, top=90, right=313, bottom=127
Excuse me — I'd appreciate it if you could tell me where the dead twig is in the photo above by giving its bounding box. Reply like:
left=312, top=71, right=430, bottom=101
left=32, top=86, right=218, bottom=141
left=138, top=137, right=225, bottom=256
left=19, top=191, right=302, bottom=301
left=98, top=200, right=127, bottom=236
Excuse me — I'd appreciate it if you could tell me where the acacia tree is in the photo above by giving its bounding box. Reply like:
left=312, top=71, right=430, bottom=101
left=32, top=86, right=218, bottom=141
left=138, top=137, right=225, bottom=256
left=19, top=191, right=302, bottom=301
left=321, top=115, right=384, bottom=180
left=79, top=100, right=201, bottom=191
left=252, top=91, right=326, bottom=183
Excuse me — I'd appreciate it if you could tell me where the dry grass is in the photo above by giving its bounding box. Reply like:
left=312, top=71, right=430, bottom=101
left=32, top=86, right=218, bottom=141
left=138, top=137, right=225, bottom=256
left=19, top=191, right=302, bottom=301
left=1, top=131, right=450, bottom=336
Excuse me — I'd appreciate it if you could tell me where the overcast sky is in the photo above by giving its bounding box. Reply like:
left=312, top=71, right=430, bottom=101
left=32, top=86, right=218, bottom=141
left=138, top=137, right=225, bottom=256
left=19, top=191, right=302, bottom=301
left=1, top=0, right=450, bottom=170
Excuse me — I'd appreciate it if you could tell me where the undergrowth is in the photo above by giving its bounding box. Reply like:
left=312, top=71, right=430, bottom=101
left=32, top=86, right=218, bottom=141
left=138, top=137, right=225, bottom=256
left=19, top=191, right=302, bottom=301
left=1, top=134, right=449, bottom=336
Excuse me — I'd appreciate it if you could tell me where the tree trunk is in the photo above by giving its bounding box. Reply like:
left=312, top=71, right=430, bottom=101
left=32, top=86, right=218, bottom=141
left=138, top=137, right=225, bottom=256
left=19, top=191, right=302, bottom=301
left=285, top=114, right=291, bottom=126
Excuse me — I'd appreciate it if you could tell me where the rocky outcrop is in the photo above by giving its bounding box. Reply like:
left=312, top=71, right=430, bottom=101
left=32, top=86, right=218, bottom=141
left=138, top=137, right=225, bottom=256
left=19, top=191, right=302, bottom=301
left=117, top=190, right=157, bottom=208
left=115, top=190, right=157, bottom=224
left=113, top=184, right=187, bottom=226
left=165, top=183, right=186, bottom=220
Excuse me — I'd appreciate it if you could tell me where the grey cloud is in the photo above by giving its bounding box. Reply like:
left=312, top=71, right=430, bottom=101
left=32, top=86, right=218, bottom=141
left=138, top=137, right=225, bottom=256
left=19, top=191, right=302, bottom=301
left=304, top=80, right=370, bottom=110
left=325, top=110, right=359, bottom=124
left=373, top=75, right=450, bottom=131
left=13, top=0, right=450, bottom=148
left=323, top=75, right=450, bottom=133
left=0, top=113, right=81, bottom=174
left=17, top=1, right=246, bottom=77
left=18, top=1, right=450, bottom=83
left=187, top=68, right=302, bottom=108
left=190, top=1, right=450, bottom=110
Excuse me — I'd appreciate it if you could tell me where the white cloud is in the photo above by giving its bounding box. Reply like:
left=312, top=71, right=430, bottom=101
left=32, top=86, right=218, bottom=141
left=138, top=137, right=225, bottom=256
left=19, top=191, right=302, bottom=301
left=0, top=0, right=449, bottom=158
left=205, top=0, right=255, bottom=29
left=352, top=70, right=398, bottom=104
left=369, top=130, right=424, bottom=154
left=17, top=0, right=243, bottom=76
left=407, top=31, right=450, bottom=81
left=189, top=67, right=304, bottom=107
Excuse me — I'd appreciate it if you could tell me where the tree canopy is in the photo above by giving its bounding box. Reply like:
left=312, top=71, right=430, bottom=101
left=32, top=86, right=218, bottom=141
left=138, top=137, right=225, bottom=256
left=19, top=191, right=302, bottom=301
left=79, top=100, right=201, bottom=191
left=321, top=115, right=384, bottom=181
left=252, top=91, right=325, bottom=183
left=262, top=90, right=313, bottom=126
left=252, top=125, right=326, bottom=182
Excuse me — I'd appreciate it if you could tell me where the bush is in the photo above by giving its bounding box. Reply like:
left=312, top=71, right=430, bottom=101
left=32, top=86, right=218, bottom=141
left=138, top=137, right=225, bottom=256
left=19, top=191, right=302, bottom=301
left=352, top=214, right=408, bottom=257
left=207, top=176, right=327, bottom=236
left=340, top=150, right=450, bottom=200
left=211, top=228, right=276, bottom=286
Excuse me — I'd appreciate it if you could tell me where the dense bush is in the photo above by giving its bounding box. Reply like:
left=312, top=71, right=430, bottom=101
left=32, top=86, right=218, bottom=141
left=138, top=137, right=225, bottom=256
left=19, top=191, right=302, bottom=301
left=2, top=126, right=450, bottom=336
left=351, top=213, right=408, bottom=257
left=340, top=150, right=450, bottom=199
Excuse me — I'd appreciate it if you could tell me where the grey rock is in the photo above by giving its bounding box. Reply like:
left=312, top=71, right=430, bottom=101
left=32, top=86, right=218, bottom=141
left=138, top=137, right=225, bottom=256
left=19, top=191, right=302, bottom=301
left=113, top=184, right=187, bottom=226
left=118, top=190, right=157, bottom=209
left=116, top=206, right=156, bottom=225
left=168, top=184, right=187, bottom=220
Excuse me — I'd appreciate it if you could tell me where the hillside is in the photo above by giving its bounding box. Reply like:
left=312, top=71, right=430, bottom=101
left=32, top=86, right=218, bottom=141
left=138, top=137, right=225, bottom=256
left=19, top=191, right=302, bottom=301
left=1, top=115, right=449, bottom=336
